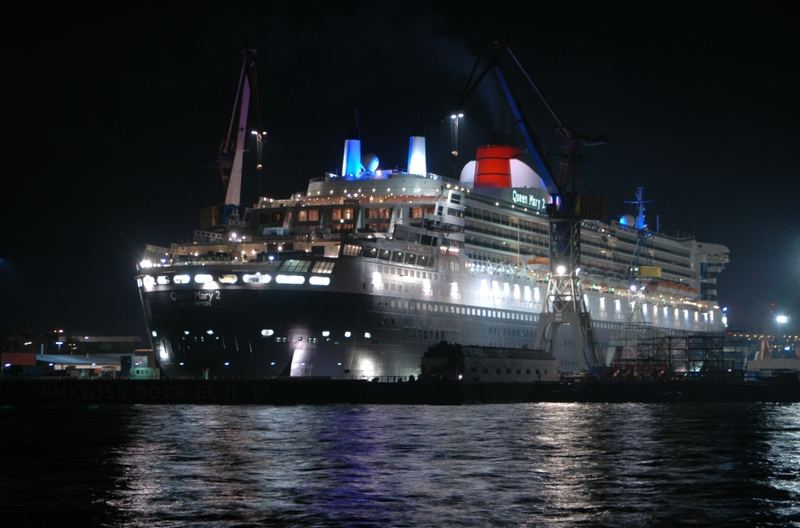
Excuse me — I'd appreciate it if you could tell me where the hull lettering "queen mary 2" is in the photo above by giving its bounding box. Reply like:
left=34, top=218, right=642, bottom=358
left=136, top=50, right=728, bottom=379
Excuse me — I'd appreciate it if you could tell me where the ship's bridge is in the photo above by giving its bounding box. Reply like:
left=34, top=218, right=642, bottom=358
left=304, top=170, right=451, bottom=200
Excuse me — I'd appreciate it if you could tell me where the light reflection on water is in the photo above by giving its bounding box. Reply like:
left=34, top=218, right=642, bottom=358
left=1, top=403, right=799, bottom=526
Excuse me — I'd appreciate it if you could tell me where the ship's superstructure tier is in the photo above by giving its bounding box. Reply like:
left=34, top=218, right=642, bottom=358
left=137, top=168, right=728, bottom=379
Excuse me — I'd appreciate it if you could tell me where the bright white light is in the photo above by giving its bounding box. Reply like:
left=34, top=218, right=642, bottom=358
left=371, top=271, right=384, bottom=291
left=776, top=314, right=789, bottom=324
left=358, top=357, right=376, bottom=378
left=458, top=374, right=463, bottom=380
left=322, top=330, right=330, bottom=337
left=206, top=329, right=214, bottom=335
left=556, top=265, right=566, bottom=276
left=309, top=276, right=330, bottom=286
left=261, top=329, right=274, bottom=337
left=364, top=332, right=372, bottom=339
left=450, top=281, right=460, bottom=299
left=243, top=273, right=271, bottom=284
left=151, top=330, right=158, bottom=337
left=457, top=113, right=464, bottom=118
left=224, top=362, right=230, bottom=366
left=276, top=274, right=305, bottom=285
left=139, top=259, right=153, bottom=268
left=219, top=274, right=238, bottom=284
left=157, top=275, right=170, bottom=285
left=492, top=280, right=501, bottom=297
left=194, top=274, right=213, bottom=284
left=174, top=274, right=190, bottom=284
left=423, top=278, right=432, bottom=296
left=143, top=275, right=155, bottom=289
left=344, top=331, right=352, bottom=338
left=159, top=347, right=168, bottom=361
left=629, top=284, right=637, bottom=292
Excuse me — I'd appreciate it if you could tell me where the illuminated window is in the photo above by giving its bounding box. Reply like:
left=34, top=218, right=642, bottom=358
left=243, top=273, right=271, bottom=284
left=173, top=274, right=190, bottom=284
left=312, top=261, right=335, bottom=274
left=281, top=260, right=311, bottom=273
left=332, top=208, right=342, bottom=220
left=343, top=244, right=362, bottom=256
left=343, top=208, right=354, bottom=220
left=218, top=274, right=238, bottom=284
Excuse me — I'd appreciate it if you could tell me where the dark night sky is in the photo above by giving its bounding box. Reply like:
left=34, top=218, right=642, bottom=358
left=2, top=2, right=798, bottom=334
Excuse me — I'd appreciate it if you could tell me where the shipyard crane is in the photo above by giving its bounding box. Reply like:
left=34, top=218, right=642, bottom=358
left=455, top=41, right=607, bottom=372
left=217, top=47, right=266, bottom=225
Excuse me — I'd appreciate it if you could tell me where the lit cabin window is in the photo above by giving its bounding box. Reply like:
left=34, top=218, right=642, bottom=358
left=243, top=273, right=272, bottom=284
left=281, top=259, right=311, bottom=273
left=218, top=274, right=238, bottom=284
left=311, top=261, right=335, bottom=274
left=174, top=274, right=190, bottom=284
left=143, top=276, right=155, bottom=288
left=309, top=276, right=331, bottom=286
left=194, top=274, right=213, bottom=284
left=343, top=244, right=362, bottom=257
left=275, top=274, right=305, bottom=285
left=260, top=329, right=274, bottom=337
left=157, top=275, right=170, bottom=285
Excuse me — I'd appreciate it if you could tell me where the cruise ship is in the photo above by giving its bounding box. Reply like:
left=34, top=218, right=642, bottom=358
left=136, top=53, right=729, bottom=380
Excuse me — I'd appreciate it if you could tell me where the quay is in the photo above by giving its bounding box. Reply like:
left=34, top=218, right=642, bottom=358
left=1, top=377, right=798, bottom=405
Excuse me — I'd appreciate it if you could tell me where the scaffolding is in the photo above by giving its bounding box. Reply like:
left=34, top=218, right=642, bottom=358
left=609, top=334, right=728, bottom=379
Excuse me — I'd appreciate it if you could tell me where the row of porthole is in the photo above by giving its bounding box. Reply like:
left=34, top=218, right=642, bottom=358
left=158, top=329, right=371, bottom=340
left=261, top=329, right=371, bottom=340
left=172, top=360, right=346, bottom=368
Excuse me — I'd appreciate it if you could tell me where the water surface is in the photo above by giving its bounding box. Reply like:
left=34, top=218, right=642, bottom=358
left=1, top=403, right=798, bottom=526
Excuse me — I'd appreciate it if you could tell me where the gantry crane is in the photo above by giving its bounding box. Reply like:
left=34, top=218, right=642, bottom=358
left=456, top=42, right=607, bottom=372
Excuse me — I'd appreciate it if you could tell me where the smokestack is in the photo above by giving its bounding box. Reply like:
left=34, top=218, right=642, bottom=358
left=406, top=115, right=426, bottom=176
left=341, top=109, right=363, bottom=179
